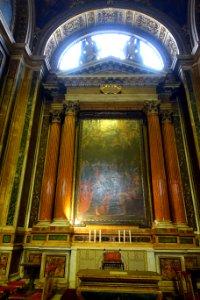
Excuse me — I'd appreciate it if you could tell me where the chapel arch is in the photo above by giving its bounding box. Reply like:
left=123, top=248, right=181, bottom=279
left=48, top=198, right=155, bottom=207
left=34, top=7, right=189, bottom=70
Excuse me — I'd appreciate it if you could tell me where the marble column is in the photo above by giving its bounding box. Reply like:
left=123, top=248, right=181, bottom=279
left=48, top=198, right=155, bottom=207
left=38, top=111, right=62, bottom=223
left=145, top=102, right=171, bottom=225
left=161, top=112, right=187, bottom=226
left=53, top=101, right=79, bottom=224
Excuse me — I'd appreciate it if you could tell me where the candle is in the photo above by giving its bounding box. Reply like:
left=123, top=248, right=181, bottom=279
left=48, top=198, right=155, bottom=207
left=118, top=230, right=120, bottom=243
left=99, top=230, right=101, bottom=243
left=123, top=230, right=126, bottom=243
left=129, top=230, right=131, bottom=243
left=89, top=229, right=91, bottom=242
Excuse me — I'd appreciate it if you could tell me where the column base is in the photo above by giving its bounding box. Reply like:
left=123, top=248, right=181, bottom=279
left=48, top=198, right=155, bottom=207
left=36, top=220, right=51, bottom=227
left=174, top=222, right=191, bottom=229
left=152, top=220, right=175, bottom=229
left=175, top=223, right=194, bottom=235
left=51, top=219, right=70, bottom=227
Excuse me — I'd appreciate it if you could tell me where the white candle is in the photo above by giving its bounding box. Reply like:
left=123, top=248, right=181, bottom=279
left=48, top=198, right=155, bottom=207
left=118, top=230, right=120, bottom=243
left=123, top=230, right=126, bottom=243
left=89, top=230, right=91, bottom=242
left=99, top=230, right=101, bottom=243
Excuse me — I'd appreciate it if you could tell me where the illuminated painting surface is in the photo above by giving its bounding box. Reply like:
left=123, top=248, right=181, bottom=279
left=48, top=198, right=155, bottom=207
left=76, top=118, right=149, bottom=225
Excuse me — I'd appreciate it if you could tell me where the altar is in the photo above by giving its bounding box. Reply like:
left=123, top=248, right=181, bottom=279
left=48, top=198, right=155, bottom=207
left=77, top=269, right=163, bottom=300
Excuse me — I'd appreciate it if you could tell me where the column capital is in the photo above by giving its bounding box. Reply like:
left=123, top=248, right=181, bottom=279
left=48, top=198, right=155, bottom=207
left=160, top=111, right=173, bottom=123
left=49, top=110, right=63, bottom=123
left=144, top=101, right=160, bottom=115
left=64, top=101, right=79, bottom=114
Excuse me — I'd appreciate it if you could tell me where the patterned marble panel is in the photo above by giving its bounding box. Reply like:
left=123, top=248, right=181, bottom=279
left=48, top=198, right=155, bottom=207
left=159, top=257, right=181, bottom=281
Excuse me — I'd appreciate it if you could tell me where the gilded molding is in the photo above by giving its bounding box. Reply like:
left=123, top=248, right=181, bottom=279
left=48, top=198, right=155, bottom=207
left=57, top=74, right=167, bottom=87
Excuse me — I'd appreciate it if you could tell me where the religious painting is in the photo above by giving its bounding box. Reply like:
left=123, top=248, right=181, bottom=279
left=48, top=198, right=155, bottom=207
left=75, top=117, right=150, bottom=226
left=0, top=253, right=9, bottom=275
left=45, top=255, right=66, bottom=278
left=160, top=257, right=182, bottom=280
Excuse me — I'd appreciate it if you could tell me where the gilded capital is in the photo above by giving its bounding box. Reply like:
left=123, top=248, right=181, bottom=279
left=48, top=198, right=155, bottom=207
left=144, top=101, right=159, bottom=115
left=64, top=101, right=79, bottom=114
left=49, top=110, right=63, bottom=123
left=161, top=111, right=173, bottom=123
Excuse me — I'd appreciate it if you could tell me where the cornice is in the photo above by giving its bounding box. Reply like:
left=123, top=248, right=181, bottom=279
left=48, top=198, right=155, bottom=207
left=56, top=73, right=167, bottom=87
left=9, top=43, right=49, bottom=74
left=65, top=93, right=158, bottom=103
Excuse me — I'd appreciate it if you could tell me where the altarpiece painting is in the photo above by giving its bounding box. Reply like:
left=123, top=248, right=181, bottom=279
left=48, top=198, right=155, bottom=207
left=75, top=116, right=150, bottom=226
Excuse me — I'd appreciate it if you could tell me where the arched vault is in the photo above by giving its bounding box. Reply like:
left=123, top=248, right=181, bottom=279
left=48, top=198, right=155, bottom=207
left=38, top=8, right=187, bottom=70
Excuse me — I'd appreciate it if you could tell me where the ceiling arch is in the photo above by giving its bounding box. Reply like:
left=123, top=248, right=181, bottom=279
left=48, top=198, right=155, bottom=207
left=42, top=8, right=181, bottom=69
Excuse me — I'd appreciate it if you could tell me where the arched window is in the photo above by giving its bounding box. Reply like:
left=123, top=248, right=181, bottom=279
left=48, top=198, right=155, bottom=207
left=58, top=32, right=164, bottom=71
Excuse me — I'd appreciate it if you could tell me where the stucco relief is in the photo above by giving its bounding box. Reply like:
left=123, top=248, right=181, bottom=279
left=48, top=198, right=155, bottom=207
left=44, top=8, right=178, bottom=65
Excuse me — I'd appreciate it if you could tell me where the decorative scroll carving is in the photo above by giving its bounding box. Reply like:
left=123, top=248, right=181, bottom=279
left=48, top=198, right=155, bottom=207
left=135, top=13, right=159, bottom=35
left=100, top=84, right=122, bottom=94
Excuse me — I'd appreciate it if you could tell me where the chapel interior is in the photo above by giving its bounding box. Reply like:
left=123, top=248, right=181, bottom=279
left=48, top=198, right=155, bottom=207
left=0, top=0, right=200, bottom=299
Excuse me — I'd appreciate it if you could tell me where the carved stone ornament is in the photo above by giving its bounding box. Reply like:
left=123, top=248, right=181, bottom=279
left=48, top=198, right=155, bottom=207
left=64, top=101, right=79, bottom=113
left=144, top=101, right=159, bottom=114
left=57, top=74, right=166, bottom=87
left=49, top=110, right=63, bottom=123
left=44, top=8, right=178, bottom=66
left=161, top=111, right=173, bottom=123
left=100, top=84, right=122, bottom=94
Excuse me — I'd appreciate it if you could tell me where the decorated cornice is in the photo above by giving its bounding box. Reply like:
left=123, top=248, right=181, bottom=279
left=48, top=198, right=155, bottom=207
left=56, top=73, right=166, bottom=87
left=43, top=8, right=179, bottom=67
